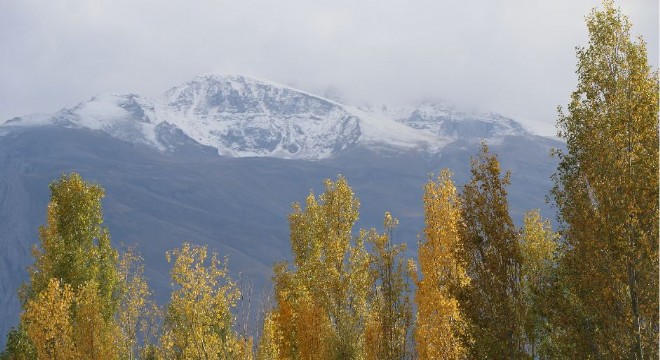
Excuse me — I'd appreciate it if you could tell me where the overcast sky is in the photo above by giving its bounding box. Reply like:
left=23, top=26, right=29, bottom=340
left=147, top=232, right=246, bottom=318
left=1, top=0, right=657, bottom=136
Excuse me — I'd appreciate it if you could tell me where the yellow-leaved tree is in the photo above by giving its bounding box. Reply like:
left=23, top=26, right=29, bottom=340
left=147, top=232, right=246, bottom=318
left=365, top=213, right=414, bottom=360
left=415, top=169, right=470, bottom=360
left=7, top=173, right=125, bottom=359
left=550, top=1, right=659, bottom=357
left=115, top=247, right=159, bottom=360
left=262, top=176, right=372, bottom=359
left=161, top=243, right=252, bottom=360
left=4, top=173, right=164, bottom=360
left=23, top=278, right=76, bottom=360
left=23, top=173, right=121, bottom=317
left=518, top=210, right=558, bottom=358
left=74, top=280, right=118, bottom=360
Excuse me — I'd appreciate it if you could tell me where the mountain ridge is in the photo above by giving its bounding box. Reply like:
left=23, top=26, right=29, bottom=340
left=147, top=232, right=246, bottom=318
left=2, top=74, right=532, bottom=159
left=0, top=75, right=563, bottom=348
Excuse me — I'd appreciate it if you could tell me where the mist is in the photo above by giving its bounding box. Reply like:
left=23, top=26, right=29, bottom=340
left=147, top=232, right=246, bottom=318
left=1, top=0, right=657, bottom=136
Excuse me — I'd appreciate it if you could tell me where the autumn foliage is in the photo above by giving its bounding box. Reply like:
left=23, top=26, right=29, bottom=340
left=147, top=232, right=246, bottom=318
left=2, top=2, right=657, bottom=359
left=415, top=170, right=469, bottom=359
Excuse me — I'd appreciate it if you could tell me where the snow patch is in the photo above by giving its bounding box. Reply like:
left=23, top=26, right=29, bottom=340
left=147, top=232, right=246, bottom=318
left=0, top=75, right=532, bottom=159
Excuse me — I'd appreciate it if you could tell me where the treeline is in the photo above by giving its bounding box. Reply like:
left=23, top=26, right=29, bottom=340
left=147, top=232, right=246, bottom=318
left=2, top=2, right=659, bottom=359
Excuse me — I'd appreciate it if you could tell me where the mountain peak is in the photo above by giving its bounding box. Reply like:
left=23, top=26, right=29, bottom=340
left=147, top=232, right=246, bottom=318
left=161, top=74, right=362, bottom=159
left=2, top=75, right=531, bottom=159
left=384, top=100, right=529, bottom=139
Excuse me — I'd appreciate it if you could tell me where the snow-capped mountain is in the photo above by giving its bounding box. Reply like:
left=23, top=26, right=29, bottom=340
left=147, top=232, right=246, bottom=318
left=1, top=75, right=530, bottom=160
left=383, top=100, right=528, bottom=139
left=161, top=75, right=365, bottom=158
left=0, top=74, right=562, bottom=347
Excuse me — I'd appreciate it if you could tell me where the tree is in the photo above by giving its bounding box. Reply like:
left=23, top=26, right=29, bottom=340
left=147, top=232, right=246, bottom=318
left=73, top=280, right=118, bottom=360
left=415, top=170, right=470, bottom=359
left=551, top=1, right=659, bottom=358
left=19, top=281, right=121, bottom=360
left=365, top=213, right=414, bottom=360
left=459, top=143, right=524, bottom=358
left=1, top=325, right=36, bottom=360
left=115, top=247, right=158, bottom=360
left=4, top=173, right=123, bottom=359
left=160, top=243, right=250, bottom=359
left=22, top=278, right=77, bottom=360
left=268, top=176, right=372, bottom=359
left=518, top=210, right=558, bottom=358
left=256, top=311, right=282, bottom=360
left=22, top=173, right=121, bottom=320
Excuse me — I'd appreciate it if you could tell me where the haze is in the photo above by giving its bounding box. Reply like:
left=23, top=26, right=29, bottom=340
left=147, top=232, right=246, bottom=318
left=1, top=0, right=657, bottom=136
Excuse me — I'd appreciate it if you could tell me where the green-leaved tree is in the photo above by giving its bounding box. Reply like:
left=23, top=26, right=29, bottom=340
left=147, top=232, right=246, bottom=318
left=551, top=1, right=659, bottom=358
left=460, top=144, right=525, bottom=358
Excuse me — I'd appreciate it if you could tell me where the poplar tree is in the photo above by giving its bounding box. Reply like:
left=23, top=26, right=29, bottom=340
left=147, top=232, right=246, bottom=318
left=459, top=143, right=524, bottom=358
left=268, top=176, right=372, bottom=359
left=365, top=213, right=413, bottom=360
left=551, top=1, right=659, bottom=357
left=415, top=170, right=470, bottom=359
left=5, top=173, right=124, bottom=359
left=1, top=325, right=35, bottom=360
left=256, top=311, right=284, bottom=360
left=22, top=173, right=121, bottom=320
left=160, top=243, right=251, bottom=359
left=518, top=210, right=557, bottom=358
left=2, top=174, right=162, bottom=359
left=115, top=248, right=158, bottom=360
left=23, top=278, right=77, bottom=360
left=74, top=280, right=118, bottom=360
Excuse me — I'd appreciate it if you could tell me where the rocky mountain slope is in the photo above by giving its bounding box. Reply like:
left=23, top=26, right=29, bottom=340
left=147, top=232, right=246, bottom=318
left=0, top=75, right=560, bottom=346
left=2, top=75, right=528, bottom=159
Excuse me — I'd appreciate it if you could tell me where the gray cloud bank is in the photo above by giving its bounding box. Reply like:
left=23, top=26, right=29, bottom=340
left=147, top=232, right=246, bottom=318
left=1, top=0, right=657, bottom=136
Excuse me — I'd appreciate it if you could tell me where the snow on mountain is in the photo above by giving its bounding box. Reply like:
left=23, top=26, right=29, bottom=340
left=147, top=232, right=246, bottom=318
left=0, top=76, right=557, bottom=347
left=160, top=75, right=362, bottom=159
left=344, top=105, right=447, bottom=152
left=1, top=75, right=530, bottom=159
left=385, top=100, right=529, bottom=139
left=64, top=94, right=165, bottom=149
left=2, top=93, right=166, bottom=148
